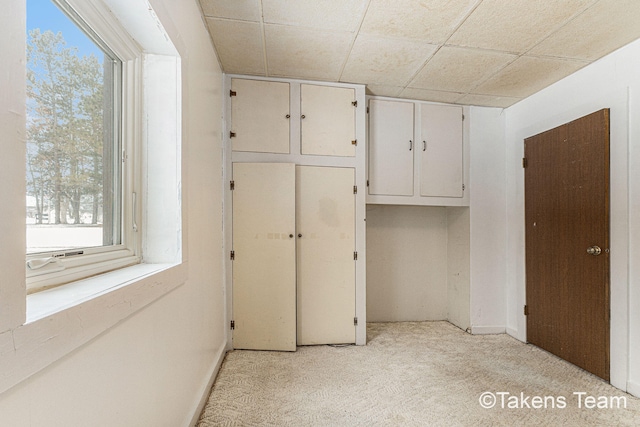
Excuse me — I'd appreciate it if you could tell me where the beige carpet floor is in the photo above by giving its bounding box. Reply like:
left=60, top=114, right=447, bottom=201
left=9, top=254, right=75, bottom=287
left=197, top=322, right=640, bottom=426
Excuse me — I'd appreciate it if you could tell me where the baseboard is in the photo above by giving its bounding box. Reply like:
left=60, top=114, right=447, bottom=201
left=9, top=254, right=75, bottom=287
left=470, top=325, right=506, bottom=335
left=627, top=380, right=640, bottom=398
left=185, top=341, right=228, bottom=427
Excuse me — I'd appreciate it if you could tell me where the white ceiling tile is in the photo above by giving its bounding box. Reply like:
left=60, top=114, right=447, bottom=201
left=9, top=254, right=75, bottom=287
left=448, top=0, right=594, bottom=53
left=265, top=25, right=353, bottom=81
left=530, top=0, right=640, bottom=60
left=410, top=46, right=516, bottom=93
left=341, top=35, right=437, bottom=86
left=360, top=0, right=478, bottom=43
left=262, top=0, right=367, bottom=32
left=205, top=18, right=265, bottom=75
left=200, top=0, right=261, bottom=21
left=473, top=56, right=588, bottom=98
left=365, top=84, right=404, bottom=97
left=399, top=88, right=465, bottom=104
left=457, top=93, right=521, bottom=108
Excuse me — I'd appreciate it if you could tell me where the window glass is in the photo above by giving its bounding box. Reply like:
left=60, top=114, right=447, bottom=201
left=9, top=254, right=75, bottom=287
left=26, top=0, right=121, bottom=255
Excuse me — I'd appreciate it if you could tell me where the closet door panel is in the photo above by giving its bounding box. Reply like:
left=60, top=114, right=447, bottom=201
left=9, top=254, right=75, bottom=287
left=296, top=166, right=356, bottom=345
left=300, top=84, right=356, bottom=157
left=420, top=104, right=463, bottom=197
left=232, top=162, right=297, bottom=351
left=368, top=99, right=415, bottom=196
left=231, top=79, right=290, bottom=154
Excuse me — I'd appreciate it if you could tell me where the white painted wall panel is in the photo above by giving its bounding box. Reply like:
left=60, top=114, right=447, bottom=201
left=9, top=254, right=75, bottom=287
left=447, top=207, right=470, bottom=331
left=366, top=205, right=448, bottom=321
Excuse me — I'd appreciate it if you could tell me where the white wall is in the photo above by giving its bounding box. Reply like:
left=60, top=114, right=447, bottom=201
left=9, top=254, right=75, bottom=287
left=447, top=207, right=470, bottom=331
left=504, top=39, right=640, bottom=394
left=366, top=205, right=448, bottom=322
left=468, top=106, right=508, bottom=334
left=0, top=0, right=227, bottom=425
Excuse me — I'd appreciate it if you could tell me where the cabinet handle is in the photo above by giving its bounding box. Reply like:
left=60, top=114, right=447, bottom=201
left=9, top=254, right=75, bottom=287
left=409, top=140, right=413, bottom=151
left=423, top=140, right=426, bottom=151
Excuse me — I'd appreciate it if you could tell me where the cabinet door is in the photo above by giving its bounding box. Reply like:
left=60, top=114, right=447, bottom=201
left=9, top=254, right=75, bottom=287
left=232, top=163, right=297, bottom=351
left=368, top=99, right=414, bottom=196
left=420, top=104, right=463, bottom=197
left=296, top=166, right=356, bottom=345
left=300, top=84, right=356, bottom=157
left=231, top=79, right=290, bottom=154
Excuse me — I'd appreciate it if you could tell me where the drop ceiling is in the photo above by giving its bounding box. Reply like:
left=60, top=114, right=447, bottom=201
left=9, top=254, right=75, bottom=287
left=198, top=0, right=640, bottom=107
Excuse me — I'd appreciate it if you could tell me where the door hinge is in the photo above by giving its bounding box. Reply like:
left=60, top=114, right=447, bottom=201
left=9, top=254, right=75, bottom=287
left=522, top=157, right=528, bottom=168
left=353, top=185, right=358, bottom=194
left=354, top=251, right=358, bottom=261
left=524, top=305, right=529, bottom=316
left=352, top=139, right=357, bottom=146
left=366, top=106, right=369, bottom=114
left=366, top=179, right=370, bottom=187
left=230, top=180, right=235, bottom=190
left=462, top=184, right=465, bottom=191
left=354, top=317, right=358, bottom=326
left=352, top=100, right=358, bottom=107
left=230, top=131, right=236, bottom=138
left=230, top=320, right=235, bottom=330
left=230, top=250, right=235, bottom=260
left=462, top=114, right=465, bottom=121
left=230, top=90, right=237, bottom=97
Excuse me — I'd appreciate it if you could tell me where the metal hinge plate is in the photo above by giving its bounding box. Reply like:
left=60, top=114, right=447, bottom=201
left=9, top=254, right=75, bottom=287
left=230, top=131, right=236, bottom=138
left=462, top=184, right=465, bottom=191
left=354, top=317, right=358, bottom=326
left=353, top=185, right=357, bottom=194
left=230, top=250, right=235, bottom=260
left=354, top=251, right=358, bottom=261
left=522, top=158, right=528, bottom=168
left=230, top=180, right=235, bottom=190
left=230, top=320, right=235, bottom=330
left=524, top=305, right=529, bottom=315
left=230, top=90, right=237, bottom=97
left=352, top=140, right=357, bottom=146
left=352, top=100, right=358, bottom=107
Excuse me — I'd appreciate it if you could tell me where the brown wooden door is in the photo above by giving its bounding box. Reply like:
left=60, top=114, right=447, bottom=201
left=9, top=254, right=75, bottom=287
left=525, top=109, right=610, bottom=381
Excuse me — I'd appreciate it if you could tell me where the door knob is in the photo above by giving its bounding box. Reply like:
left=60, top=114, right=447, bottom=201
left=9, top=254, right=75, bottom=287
left=586, top=246, right=602, bottom=256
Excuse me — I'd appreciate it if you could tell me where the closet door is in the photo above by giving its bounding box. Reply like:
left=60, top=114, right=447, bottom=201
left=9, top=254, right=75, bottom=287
left=296, top=166, right=356, bottom=345
left=300, top=84, right=356, bottom=157
left=232, top=163, right=297, bottom=351
left=420, top=104, right=463, bottom=197
left=368, top=99, right=415, bottom=196
left=230, top=79, right=290, bottom=154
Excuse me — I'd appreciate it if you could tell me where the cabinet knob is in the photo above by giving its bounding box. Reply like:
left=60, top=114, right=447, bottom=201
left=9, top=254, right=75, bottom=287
left=286, top=114, right=290, bottom=119
left=301, top=114, right=306, bottom=119
left=289, top=234, right=294, bottom=238
left=298, top=233, right=303, bottom=238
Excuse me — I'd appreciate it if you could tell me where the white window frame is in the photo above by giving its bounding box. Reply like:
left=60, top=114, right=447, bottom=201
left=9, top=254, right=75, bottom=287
left=0, top=0, right=185, bottom=395
left=25, top=0, right=144, bottom=292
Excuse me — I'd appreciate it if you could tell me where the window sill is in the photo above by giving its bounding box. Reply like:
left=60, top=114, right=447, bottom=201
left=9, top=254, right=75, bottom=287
left=27, top=262, right=176, bottom=322
left=1, top=261, right=187, bottom=395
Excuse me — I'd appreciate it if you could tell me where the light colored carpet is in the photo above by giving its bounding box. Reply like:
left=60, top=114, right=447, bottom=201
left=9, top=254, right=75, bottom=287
left=197, top=322, right=640, bottom=426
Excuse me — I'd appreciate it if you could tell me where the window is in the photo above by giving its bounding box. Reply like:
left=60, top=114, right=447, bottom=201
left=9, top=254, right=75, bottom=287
left=25, top=0, right=138, bottom=291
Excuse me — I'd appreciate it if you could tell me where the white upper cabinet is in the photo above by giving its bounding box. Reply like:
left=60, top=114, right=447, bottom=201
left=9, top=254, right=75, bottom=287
left=230, top=78, right=290, bottom=154
left=367, top=97, right=467, bottom=206
left=300, top=84, right=356, bottom=157
left=420, top=104, right=463, bottom=198
left=368, top=99, right=414, bottom=196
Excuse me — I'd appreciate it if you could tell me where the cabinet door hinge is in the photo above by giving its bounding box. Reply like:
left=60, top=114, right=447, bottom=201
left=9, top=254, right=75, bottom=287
left=366, top=179, right=370, bottom=187
left=522, top=158, right=528, bottom=168
left=462, top=114, right=465, bottom=121
left=524, top=305, right=529, bottom=316
left=351, top=139, right=357, bottom=146
left=366, top=106, right=369, bottom=114
left=354, top=317, right=358, bottom=326
left=352, top=100, right=358, bottom=107
left=230, top=250, right=235, bottom=260
left=230, top=90, right=237, bottom=97
left=354, top=251, right=358, bottom=261
left=462, top=184, right=465, bottom=191
left=230, top=131, right=236, bottom=138
left=230, top=180, right=235, bottom=190
left=230, top=320, right=235, bottom=330
left=353, top=185, right=358, bottom=194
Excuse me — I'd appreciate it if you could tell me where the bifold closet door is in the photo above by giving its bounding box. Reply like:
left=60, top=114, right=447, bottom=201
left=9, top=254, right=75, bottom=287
left=296, top=166, right=356, bottom=345
left=232, top=163, right=297, bottom=351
